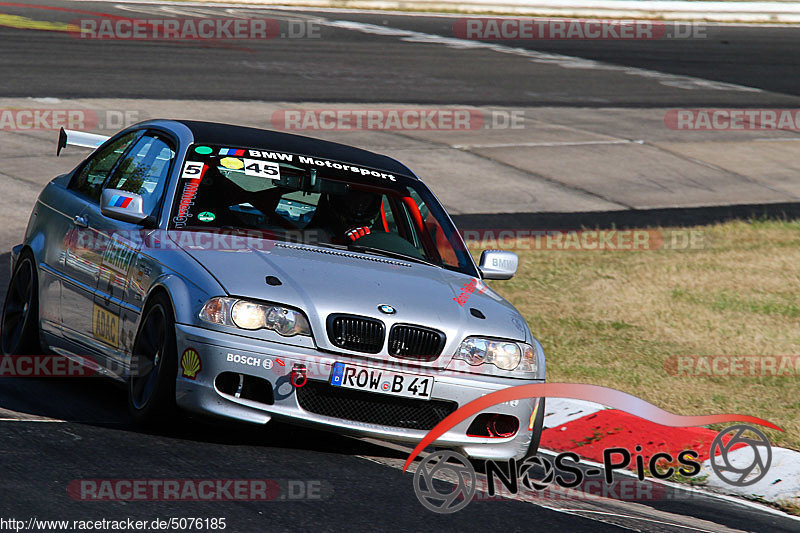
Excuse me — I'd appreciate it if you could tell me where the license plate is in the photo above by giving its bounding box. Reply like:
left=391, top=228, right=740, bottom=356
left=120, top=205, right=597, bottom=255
left=329, top=362, right=434, bottom=400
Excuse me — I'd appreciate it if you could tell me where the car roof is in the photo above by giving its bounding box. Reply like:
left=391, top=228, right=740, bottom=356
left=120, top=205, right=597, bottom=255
left=175, top=120, right=417, bottom=178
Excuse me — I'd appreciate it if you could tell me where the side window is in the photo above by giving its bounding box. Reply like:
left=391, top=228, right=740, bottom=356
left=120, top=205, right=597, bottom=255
left=69, top=131, right=140, bottom=202
left=104, top=134, right=176, bottom=216
left=407, top=188, right=430, bottom=219
left=394, top=193, right=455, bottom=267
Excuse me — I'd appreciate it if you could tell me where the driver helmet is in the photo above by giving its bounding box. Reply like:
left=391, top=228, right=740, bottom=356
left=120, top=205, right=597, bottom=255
left=327, top=189, right=381, bottom=226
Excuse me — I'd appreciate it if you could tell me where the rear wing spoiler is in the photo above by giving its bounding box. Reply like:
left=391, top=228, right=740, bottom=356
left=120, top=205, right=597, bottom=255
left=57, top=127, right=110, bottom=156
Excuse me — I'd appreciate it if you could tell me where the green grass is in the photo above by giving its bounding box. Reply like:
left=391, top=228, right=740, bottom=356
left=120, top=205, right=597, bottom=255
left=469, top=220, right=800, bottom=452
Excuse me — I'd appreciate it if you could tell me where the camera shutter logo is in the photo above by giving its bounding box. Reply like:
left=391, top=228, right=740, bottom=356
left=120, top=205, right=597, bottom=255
left=710, top=424, right=772, bottom=487
left=519, top=455, right=554, bottom=491
left=413, top=451, right=476, bottom=513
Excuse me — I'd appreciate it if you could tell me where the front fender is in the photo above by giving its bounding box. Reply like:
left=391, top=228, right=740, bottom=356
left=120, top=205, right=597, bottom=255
left=147, top=273, right=212, bottom=326
left=10, top=244, right=23, bottom=272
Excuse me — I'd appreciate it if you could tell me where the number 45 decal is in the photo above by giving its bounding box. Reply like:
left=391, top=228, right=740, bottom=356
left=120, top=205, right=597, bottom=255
left=244, top=159, right=280, bottom=180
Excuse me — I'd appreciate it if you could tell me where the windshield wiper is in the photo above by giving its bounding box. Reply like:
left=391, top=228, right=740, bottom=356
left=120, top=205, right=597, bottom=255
left=345, top=244, right=437, bottom=267
left=312, top=241, right=347, bottom=250
left=309, top=242, right=437, bottom=267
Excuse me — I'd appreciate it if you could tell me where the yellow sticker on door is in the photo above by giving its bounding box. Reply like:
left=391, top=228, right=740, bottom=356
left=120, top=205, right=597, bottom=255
left=92, top=304, right=119, bottom=348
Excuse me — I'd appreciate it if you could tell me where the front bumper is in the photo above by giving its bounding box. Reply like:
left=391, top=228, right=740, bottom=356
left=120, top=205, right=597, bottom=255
left=175, top=324, right=544, bottom=460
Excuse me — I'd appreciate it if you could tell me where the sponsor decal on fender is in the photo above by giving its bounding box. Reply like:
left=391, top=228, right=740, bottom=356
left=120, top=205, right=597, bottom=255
left=174, top=161, right=207, bottom=228
left=92, top=304, right=119, bottom=348
left=227, top=353, right=273, bottom=370
left=101, top=234, right=137, bottom=274
left=181, top=348, right=201, bottom=379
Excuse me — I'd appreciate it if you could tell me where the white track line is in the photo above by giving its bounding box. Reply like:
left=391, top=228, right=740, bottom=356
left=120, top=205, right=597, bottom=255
left=102, top=0, right=766, bottom=93
left=87, top=0, right=800, bottom=27
left=454, top=139, right=645, bottom=149
left=0, top=418, right=65, bottom=422
left=327, top=19, right=761, bottom=93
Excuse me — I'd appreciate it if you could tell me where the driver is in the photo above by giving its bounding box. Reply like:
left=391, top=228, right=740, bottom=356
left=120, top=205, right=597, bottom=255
left=314, top=189, right=382, bottom=243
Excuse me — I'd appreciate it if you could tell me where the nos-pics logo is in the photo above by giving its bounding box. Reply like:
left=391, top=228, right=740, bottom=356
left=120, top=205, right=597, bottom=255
left=412, top=424, right=772, bottom=513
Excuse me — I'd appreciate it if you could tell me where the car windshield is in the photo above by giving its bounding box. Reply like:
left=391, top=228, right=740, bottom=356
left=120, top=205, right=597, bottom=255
left=169, top=144, right=476, bottom=275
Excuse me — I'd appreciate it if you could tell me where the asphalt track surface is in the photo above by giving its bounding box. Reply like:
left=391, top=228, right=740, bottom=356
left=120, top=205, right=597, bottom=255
left=0, top=1, right=800, bottom=106
left=1, top=2, right=800, bottom=531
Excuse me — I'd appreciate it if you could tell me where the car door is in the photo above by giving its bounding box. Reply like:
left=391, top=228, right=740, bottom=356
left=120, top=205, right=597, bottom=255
left=60, top=130, right=143, bottom=352
left=89, top=132, right=176, bottom=373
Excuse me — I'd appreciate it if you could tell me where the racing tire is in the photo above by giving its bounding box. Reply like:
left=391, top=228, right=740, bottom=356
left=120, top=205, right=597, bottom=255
left=128, top=293, right=178, bottom=425
left=1, top=251, right=42, bottom=355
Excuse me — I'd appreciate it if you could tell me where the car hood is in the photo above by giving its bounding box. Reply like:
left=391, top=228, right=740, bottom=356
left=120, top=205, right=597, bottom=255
left=176, top=236, right=530, bottom=367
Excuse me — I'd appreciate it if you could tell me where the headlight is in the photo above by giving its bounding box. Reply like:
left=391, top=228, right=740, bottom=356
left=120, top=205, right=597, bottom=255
left=200, top=297, right=311, bottom=337
left=265, top=306, right=310, bottom=337
left=231, top=301, right=267, bottom=330
left=451, top=337, right=538, bottom=376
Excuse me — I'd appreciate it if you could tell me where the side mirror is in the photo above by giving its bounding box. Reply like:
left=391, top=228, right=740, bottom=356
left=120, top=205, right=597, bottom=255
left=100, top=189, right=148, bottom=224
left=479, top=250, right=518, bottom=280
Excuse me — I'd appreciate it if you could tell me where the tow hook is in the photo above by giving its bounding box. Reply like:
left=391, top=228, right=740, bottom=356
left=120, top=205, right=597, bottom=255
left=290, top=364, right=307, bottom=388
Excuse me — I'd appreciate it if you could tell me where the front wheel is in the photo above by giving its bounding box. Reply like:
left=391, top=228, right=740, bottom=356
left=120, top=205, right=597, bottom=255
left=1, top=252, right=41, bottom=355
left=128, top=293, right=178, bottom=425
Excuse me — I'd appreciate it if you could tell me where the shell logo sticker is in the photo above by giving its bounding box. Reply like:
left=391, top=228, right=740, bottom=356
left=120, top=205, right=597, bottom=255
left=181, top=348, right=201, bottom=380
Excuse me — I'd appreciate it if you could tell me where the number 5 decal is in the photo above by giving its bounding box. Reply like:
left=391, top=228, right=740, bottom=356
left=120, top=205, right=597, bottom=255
left=181, top=161, right=206, bottom=179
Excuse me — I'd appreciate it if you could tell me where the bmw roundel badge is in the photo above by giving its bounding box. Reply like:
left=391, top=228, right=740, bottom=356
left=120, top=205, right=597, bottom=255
left=378, top=304, right=396, bottom=315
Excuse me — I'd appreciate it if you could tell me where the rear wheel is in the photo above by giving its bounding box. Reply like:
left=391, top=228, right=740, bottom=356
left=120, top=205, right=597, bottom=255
left=1, top=252, right=41, bottom=355
left=128, top=293, right=178, bottom=425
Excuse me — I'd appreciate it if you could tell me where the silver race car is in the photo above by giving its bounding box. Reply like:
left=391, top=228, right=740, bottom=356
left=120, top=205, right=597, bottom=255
left=1, top=120, right=545, bottom=460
